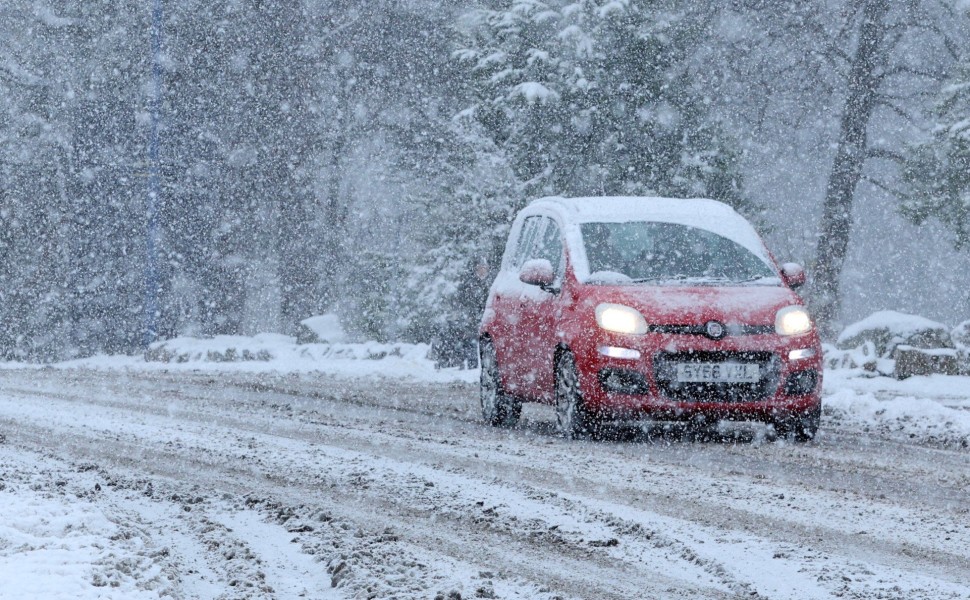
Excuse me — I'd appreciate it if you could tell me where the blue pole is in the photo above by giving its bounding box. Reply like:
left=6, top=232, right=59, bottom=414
left=144, top=0, right=163, bottom=349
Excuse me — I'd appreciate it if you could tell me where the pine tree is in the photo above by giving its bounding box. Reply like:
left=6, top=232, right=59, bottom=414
left=902, top=68, right=970, bottom=248
left=0, top=1, right=150, bottom=358
left=68, top=1, right=158, bottom=354
left=398, top=118, right=519, bottom=338
left=456, top=0, right=748, bottom=211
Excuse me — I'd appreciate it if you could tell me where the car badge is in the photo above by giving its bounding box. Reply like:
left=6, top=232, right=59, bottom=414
left=705, top=321, right=726, bottom=340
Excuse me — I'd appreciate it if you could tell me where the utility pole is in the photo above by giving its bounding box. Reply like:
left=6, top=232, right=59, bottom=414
left=144, top=0, right=163, bottom=349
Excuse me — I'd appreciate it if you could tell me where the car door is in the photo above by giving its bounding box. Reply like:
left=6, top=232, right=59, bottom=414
left=490, top=215, right=544, bottom=394
left=514, top=216, right=566, bottom=402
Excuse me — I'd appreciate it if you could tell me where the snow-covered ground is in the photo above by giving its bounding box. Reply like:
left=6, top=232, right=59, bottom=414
left=1, top=338, right=968, bottom=599
left=824, top=369, right=970, bottom=446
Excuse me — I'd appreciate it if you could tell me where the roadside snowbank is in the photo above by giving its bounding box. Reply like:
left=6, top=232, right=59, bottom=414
left=145, top=334, right=431, bottom=365
left=1, top=334, right=478, bottom=384
left=3, top=331, right=968, bottom=445
left=823, top=369, right=970, bottom=446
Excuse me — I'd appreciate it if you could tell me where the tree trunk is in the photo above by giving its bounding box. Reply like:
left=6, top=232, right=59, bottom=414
left=811, top=0, right=890, bottom=338
left=319, top=119, right=350, bottom=312
left=254, top=1, right=321, bottom=333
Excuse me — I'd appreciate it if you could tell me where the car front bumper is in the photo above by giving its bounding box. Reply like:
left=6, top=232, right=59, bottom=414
left=572, top=331, right=823, bottom=422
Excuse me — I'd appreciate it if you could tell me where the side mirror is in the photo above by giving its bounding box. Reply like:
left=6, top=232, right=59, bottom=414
left=780, top=262, right=806, bottom=290
left=519, top=258, right=556, bottom=291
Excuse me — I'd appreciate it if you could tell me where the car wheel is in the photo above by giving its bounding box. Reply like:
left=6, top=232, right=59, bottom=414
left=479, top=340, right=521, bottom=427
left=775, top=406, right=821, bottom=442
left=555, top=351, right=599, bottom=439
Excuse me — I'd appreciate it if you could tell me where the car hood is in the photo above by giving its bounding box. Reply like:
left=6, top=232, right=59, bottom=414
left=582, top=284, right=803, bottom=327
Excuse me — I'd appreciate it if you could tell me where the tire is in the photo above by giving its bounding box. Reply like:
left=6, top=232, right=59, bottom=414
left=555, top=351, right=600, bottom=439
left=479, top=340, right=521, bottom=427
left=775, top=406, right=821, bottom=442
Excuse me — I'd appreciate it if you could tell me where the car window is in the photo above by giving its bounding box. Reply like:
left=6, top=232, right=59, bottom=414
left=512, top=216, right=542, bottom=269
left=580, top=221, right=777, bottom=284
left=532, top=218, right=564, bottom=278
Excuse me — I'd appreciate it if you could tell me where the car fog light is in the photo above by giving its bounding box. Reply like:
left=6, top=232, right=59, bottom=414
left=788, top=348, right=816, bottom=361
left=598, top=346, right=642, bottom=360
left=784, top=370, right=819, bottom=395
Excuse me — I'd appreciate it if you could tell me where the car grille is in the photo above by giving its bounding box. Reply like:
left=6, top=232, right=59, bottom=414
left=653, top=351, right=781, bottom=403
left=647, top=324, right=774, bottom=337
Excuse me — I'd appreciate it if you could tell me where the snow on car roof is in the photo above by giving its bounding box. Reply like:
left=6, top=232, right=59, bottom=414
left=523, top=196, right=773, bottom=277
left=529, top=195, right=739, bottom=224
left=530, top=196, right=757, bottom=238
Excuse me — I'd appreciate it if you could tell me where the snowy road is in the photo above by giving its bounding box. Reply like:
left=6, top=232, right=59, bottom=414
left=1, top=367, right=968, bottom=599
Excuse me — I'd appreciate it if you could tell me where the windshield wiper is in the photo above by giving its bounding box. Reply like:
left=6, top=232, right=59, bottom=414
left=732, top=275, right=781, bottom=284
left=630, top=274, right=715, bottom=284
left=630, top=274, right=776, bottom=285
left=630, top=274, right=688, bottom=283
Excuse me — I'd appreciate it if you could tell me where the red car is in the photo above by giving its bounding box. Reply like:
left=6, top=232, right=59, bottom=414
left=478, top=196, right=822, bottom=441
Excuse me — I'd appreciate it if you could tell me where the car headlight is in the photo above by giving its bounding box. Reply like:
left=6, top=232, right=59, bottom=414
left=775, top=306, right=813, bottom=336
left=596, top=303, right=648, bottom=335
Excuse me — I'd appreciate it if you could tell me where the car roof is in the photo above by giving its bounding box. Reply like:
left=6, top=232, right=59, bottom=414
left=527, top=195, right=742, bottom=225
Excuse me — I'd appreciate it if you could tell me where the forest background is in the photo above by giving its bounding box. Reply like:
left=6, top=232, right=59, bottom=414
left=2, top=0, right=970, bottom=361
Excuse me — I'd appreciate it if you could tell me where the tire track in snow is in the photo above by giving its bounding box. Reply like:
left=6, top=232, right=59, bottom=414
left=2, top=368, right=970, bottom=599
left=1, top=386, right=731, bottom=598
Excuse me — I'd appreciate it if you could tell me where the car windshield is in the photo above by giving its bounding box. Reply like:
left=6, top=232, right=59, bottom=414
left=581, top=221, right=777, bottom=284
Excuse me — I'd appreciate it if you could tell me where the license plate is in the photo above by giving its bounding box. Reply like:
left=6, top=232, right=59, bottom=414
left=675, top=362, right=760, bottom=383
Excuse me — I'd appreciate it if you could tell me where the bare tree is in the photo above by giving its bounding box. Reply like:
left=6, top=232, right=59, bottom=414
left=715, top=0, right=962, bottom=336
left=811, top=0, right=966, bottom=336
left=810, top=0, right=892, bottom=335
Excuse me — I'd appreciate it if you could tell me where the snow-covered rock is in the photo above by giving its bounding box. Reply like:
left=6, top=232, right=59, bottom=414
left=297, top=314, right=347, bottom=344
left=823, top=342, right=892, bottom=375
left=893, top=346, right=962, bottom=379
left=951, top=319, right=970, bottom=351
left=836, top=310, right=952, bottom=358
